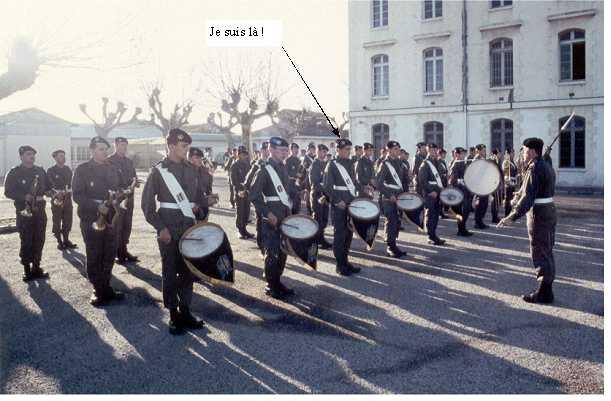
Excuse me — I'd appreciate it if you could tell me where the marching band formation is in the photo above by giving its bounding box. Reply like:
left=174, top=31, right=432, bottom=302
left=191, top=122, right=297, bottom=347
left=3, top=128, right=557, bottom=335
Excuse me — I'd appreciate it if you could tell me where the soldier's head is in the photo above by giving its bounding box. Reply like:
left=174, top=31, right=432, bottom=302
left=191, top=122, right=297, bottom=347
left=505, top=147, right=514, bottom=160
left=400, top=149, right=408, bottom=160
left=379, top=148, right=387, bottom=158
left=386, top=141, right=401, bottom=159
left=307, top=142, right=316, bottom=156
left=438, top=148, right=447, bottom=161
left=522, top=138, right=544, bottom=163
left=363, top=142, right=374, bottom=158
left=89, top=137, right=110, bottom=163
left=469, top=147, right=475, bottom=157
left=19, top=146, right=36, bottom=166
left=269, top=137, right=289, bottom=162
left=454, top=147, right=466, bottom=161
left=336, top=138, right=352, bottom=160
left=114, top=137, right=129, bottom=156
left=417, top=142, right=427, bottom=156
left=426, top=142, right=439, bottom=158
left=188, top=147, right=204, bottom=167
left=354, top=145, right=363, bottom=158
left=317, top=144, right=329, bottom=160
left=475, top=144, right=486, bottom=158
left=52, top=149, right=66, bottom=166
left=232, top=147, right=238, bottom=156
left=238, top=146, right=249, bottom=162
left=290, top=143, right=300, bottom=157
left=166, top=129, right=192, bottom=161
left=260, top=142, right=270, bottom=159
left=300, top=149, right=306, bottom=157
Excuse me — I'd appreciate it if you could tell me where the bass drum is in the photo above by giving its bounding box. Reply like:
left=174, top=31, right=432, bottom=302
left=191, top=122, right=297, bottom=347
left=439, top=187, right=464, bottom=206
left=464, top=159, right=501, bottom=196
left=280, top=214, right=319, bottom=270
left=396, top=192, right=424, bottom=211
left=348, top=197, right=380, bottom=250
left=179, top=222, right=234, bottom=285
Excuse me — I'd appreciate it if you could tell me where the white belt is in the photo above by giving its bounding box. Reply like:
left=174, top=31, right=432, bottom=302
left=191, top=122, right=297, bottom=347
left=333, top=185, right=349, bottom=191
left=93, top=199, right=104, bottom=204
left=160, top=202, right=196, bottom=209
left=457, top=179, right=465, bottom=185
left=428, top=181, right=438, bottom=185
left=263, top=195, right=280, bottom=202
left=384, top=183, right=401, bottom=190
left=534, top=197, right=553, bottom=204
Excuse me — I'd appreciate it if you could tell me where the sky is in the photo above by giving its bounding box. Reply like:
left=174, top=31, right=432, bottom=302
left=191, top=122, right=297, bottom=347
left=0, top=0, right=348, bottom=130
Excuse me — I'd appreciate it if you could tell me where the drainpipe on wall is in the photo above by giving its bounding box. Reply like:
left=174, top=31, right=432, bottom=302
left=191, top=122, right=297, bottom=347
left=461, top=0, right=469, bottom=147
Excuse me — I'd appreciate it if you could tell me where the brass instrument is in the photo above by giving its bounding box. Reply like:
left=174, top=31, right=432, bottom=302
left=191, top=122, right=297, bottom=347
left=51, top=185, right=70, bottom=208
left=20, top=174, right=39, bottom=218
left=92, top=190, right=119, bottom=231
left=119, top=177, right=139, bottom=210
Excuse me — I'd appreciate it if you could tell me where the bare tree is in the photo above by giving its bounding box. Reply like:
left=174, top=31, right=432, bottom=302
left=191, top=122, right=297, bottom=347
left=145, top=87, right=194, bottom=137
left=78, top=97, right=142, bottom=138
left=0, top=38, right=43, bottom=101
left=270, top=108, right=308, bottom=144
left=336, top=112, right=350, bottom=139
left=206, top=111, right=239, bottom=148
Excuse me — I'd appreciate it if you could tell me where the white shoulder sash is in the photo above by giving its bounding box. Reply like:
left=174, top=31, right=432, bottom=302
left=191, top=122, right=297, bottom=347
left=155, top=164, right=196, bottom=220
left=264, top=164, right=292, bottom=208
left=384, top=161, right=403, bottom=188
left=333, top=161, right=357, bottom=197
left=425, top=160, right=444, bottom=189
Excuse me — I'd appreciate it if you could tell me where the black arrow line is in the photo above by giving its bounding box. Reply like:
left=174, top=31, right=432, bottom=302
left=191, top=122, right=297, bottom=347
left=281, top=45, right=340, bottom=138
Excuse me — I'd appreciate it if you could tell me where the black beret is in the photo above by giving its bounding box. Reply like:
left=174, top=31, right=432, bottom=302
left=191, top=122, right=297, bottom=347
left=426, top=142, right=438, bottom=149
left=454, top=147, right=466, bottom=153
left=307, top=142, right=316, bottom=150
left=505, top=147, right=513, bottom=154
left=270, top=136, right=289, bottom=148
left=400, top=149, right=408, bottom=154
left=52, top=149, right=65, bottom=158
left=363, top=142, right=374, bottom=150
left=354, top=145, right=363, bottom=151
left=523, top=137, right=544, bottom=155
left=238, top=147, right=249, bottom=155
left=317, top=144, right=329, bottom=151
left=469, top=147, right=475, bottom=151
left=336, top=138, right=352, bottom=149
left=188, top=147, right=204, bottom=158
left=475, top=144, right=486, bottom=150
left=18, top=145, right=36, bottom=156
left=89, top=136, right=110, bottom=149
left=386, top=140, right=400, bottom=149
left=416, top=142, right=425, bottom=148
left=290, top=143, right=300, bottom=149
left=440, top=148, right=447, bottom=154
left=260, top=141, right=269, bottom=150
left=115, top=137, right=128, bottom=144
left=167, top=128, right=192, bottom=145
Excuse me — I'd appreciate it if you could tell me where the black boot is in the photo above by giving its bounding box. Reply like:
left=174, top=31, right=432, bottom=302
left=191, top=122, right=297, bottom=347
left=457, top=229, right=474, bottom=237
left=124, top=251, right=139, bottom=262
left=179, top=306, right=205, bottom=329
left=265, top=284, right=286, bottom=299
left=335, top=264, right=351, bottom=276
left=523, top=281, right=554, bottom=304
left=346, top=262, right=361, bottom=273
left=169, top=308, right=185, bottom=335
left=22, top=264, right=33, bottom=282
left=386, top=246, right=406, bottom=258
left=62, top=234, right=77, bottom=249
left=277, top=281, right=295, bottom=296
left=106, top=286, right=125, bottom=302
left=90, top=288, right=109, bottom=307
left=31, top=264, right=49, bottom=279
left=427, top=236, right=446, bottom=246
left=55, top=235, right=65, bottom=250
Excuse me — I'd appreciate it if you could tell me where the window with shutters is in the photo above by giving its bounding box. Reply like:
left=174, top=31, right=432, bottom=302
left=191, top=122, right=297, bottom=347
left=559, top=29, right=585, bottom=81
left=372, top=123, right=390, bottom=153
left=490, top=38, right=513, bottom=88
left=372, top=0, right=388, bottom=28
left=424, top=48, right=443, bottom=94
left=372, top=54, right=389, bottom=97
left=559, top=115, right=585, bottom=168
left=490, top=0, right=512, bottom=9
left=490, top=119, right=513, bottom=155
left=423, top=121, right=444, bottom=149
left=423, top=0, right=442, bottom=19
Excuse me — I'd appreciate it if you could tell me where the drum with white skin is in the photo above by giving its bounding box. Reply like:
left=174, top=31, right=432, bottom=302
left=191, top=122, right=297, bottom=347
left=348, top=197, right=380, bottom=249
left=464, top=159, right=501, bottom=196
left=396, top=192, right=424, bottom=211
left=280, top=214, right=319, bottom=270
left=439, top=187, right=464, bottom=206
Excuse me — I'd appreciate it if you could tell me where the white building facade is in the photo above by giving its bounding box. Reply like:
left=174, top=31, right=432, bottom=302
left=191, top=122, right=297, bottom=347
left=349, top=0, right=603, bottom=189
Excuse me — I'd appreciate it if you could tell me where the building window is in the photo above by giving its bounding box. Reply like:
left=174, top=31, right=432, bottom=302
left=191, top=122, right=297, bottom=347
left=423, top=0, right=442, bottom=19
left=490, top=118, right=513, bottom=155
left=490, top=38, right=513, bottom=87
left=372, top=54, right=389, bottom=97
left=559, top=29, right=586, bottom=81
left=75, top=146, right=90, bottom=162
left=559, top=115, right=585, bottom=168
left=372, top=0, right=388, bottom=28
left=490, top=0, right=512, bottom=8
left=423, top=121, right=444, bottom=149
left=372, top=123, right=390, bottom=153
left=424, top=48, right=443, bottom=93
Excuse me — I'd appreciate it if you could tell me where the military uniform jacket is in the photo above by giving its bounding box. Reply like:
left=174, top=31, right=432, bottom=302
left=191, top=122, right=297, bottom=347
left=47, top=165, right=73, bottom=192
left=417, top=156, right=443, bottom=197
left=309, top=158, right=327, bottom=198
left=285, top=155, right=301, bottom=193
left=108, top=153, right=137, bottom=189
left=72, top=159, right=120, bottom=223
left=4, top=164, right=48, bottom=211
left=230, top=159, right=250, bottom=192
left=300, top=154, right=316, bottom=189
left=509, top=157, right=556, bottom=221
left=448, top=160, right=470, bottom=194
left=413, top=153, right=425, bottom=177
left=323, top=157, right=360, bottom=205
left=245, top=158, right=267, bottom=190
left=355, top=156, right=375, bottom=188
left=503, top=159, right=519, bottom=188
left=438, top=159, right=449, bottom=187
left=248, top=158, right=291, bottom=220
left=376, top=157, right=405, bottom=199
left=141, top=157, right=209, bottom=238
left=400, top=159, right=411, bottom=191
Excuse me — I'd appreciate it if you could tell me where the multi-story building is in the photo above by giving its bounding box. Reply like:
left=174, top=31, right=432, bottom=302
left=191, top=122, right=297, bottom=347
left=349, top=0, right=603, bottom=189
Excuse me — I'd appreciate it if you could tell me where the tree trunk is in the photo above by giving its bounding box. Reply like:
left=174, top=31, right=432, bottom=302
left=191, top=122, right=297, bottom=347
left=241, top=124, right=252, bottom=155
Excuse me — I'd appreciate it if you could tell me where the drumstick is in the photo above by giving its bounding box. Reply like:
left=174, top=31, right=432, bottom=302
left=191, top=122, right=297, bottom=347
left=281, top=223, right=300, bottom=230
left=183, top=238, right=204, bottom=241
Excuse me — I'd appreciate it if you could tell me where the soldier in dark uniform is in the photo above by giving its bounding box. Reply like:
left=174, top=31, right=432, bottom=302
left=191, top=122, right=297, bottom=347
left=376, top=141, right=407, bottom=258
left=245, top=141, right=270, bottom=255
left=301, top=142, right=317, bottom=216
left=47, top=149, right=77, bottom=250
left=467, top=147, right=476, bottom=161
left=224, top=147, right=238, bottom=209
left=399, top=149, right=411, bottom=190
left=412, top=142, right=427, bottom=184
left=4, top=145, right=49, bottom=281
left=356, top=142, right=375, bottom=197
left=438, top=148, right=449, bottom=219
left=323, top=138, right=361, bottom=276
left=249, top=136, right=296, bottom=299
left=351, top=145, right=363, bottom=165
left=141, top=128, right=214, bottom=334
left=498, top=138, right=557, bottom=304
left=489, top=148, right=503, bottom=224
left=448, top=147, right=474, bottom=237
left=309, top=144, right=332, bottom=249
left=231, top=146, right=254, bottom=239
left=417, top=143, right=446, bottom=246
left=502, top=148, right=518, bottom=216
left=108, top=137, right=139, bottom=264
left=72, top=137, right=124, bottom=306
left=285, top=143, right=302, bottom=215
left=374, top=148, right=387, bottom=172
left=473, top=144, right=490, bottom=229
left=189, top=147, right=215, bottom=221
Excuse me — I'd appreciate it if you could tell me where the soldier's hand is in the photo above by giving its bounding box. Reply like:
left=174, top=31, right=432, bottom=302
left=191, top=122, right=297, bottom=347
left=25, top=194, right=33, bottom=202
left=266, top=212, right=278, bottom=227
left=98, top=204, right=109, bottom=215
left=238, top=190, right=246, bottom=198
left=336, top=201, right=347, bottom=209
left=192, top=205, right=200, bottom=214
left=207, top=194, right=219, bottom=207
left=158, top=227, right=172, bottom=244
left=429, top=192, right=438, bottom=199
left=389, top=195, right=397, bottom=203
left=496, top=217, right=512, bottom=228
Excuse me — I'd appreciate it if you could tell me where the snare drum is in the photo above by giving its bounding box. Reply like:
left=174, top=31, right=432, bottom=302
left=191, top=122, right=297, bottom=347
left=180, top=222, right=234, bottom=285
left=439, top=187, right=464, bottom=206
left=280, top=214, right=319, bottom=270
left=348, top=197, right=380, bottom=249
left=464, top=159, right=501, bottom=196
left=396, top=192, right=424, bottom=211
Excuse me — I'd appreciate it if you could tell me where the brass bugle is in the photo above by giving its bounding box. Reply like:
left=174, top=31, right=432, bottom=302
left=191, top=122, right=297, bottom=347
left=20, top=174, right=39, bottom=218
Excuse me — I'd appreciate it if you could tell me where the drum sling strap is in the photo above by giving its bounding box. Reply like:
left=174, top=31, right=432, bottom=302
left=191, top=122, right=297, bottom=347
left=425, top=160, right=444, bottom=189
left=333, top=161, right=357, bottom=197
left=384, top=161, right=403, bottom=190
left=155, top=164, right=196, bottom=221
left=264, top=164, right=292, bottom=208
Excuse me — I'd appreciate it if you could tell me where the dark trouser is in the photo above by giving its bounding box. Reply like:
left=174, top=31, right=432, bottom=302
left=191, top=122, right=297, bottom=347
left=115, top=201, right=134, bottom=255
left=381, top=199, right=400, bottom=248
left=262, top=221, right=287, bottom=289
left=504, top=186, right=515, bottom=216
left=157, top=237, right=194, bottom=310
left=229, top=180, right=235, bottom=207
left=290, top=192, right=301, bottom=215
left=80, top=221, right=116, bottom=294
left=452, top=194, right=472, bottom=232
left=255, top=211, right=263, bottom=251
left=305, top=185, right=312, bottom=215
left=312, top=195, right=329, bottom=244
left=491, top=189, right=501, bottom=221
left=332, top=205, right=353, bottom=266
left=235, top=194, right=250, bottom=233
left=16, top=208, right=47, bottom=267
left=474, top=195, right=489, bottom=225
left=424, top=195, right=440, bottom=239
left=527, top=204, right=557, bottom=285
left=51, top=200, right=73, bottom=240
